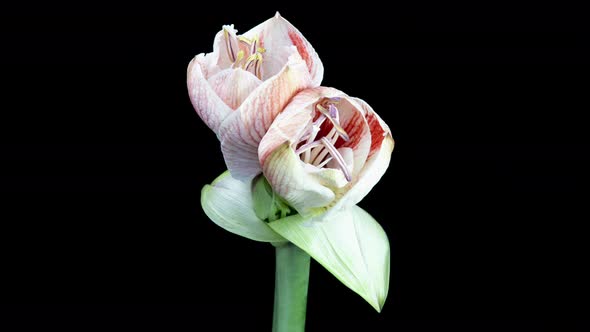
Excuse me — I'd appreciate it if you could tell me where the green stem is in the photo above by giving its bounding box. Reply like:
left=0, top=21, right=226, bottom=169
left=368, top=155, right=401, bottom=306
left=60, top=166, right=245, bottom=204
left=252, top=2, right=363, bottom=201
left=272, top=243, right=311, bottom=332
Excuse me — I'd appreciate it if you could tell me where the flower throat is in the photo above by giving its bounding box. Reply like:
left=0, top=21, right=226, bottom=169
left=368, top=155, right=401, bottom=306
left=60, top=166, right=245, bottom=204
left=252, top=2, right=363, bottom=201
left=223, top=28, right=265, bottom=79
left=295, top=98, right=352, bottom=181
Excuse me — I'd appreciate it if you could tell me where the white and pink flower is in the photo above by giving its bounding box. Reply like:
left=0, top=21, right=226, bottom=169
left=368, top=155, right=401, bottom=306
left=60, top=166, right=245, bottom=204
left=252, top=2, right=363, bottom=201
left=187, top=13, right=323, bottom=178
left=259, top=87, right=394, bottom=216
left=191, top=14, right=393, bottom=312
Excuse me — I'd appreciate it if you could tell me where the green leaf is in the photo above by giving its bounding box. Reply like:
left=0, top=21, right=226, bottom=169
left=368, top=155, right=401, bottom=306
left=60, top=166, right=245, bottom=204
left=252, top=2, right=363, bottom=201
left=201, top=171, right=286, bottom=243
left=268, top=206, right=390, bottom=312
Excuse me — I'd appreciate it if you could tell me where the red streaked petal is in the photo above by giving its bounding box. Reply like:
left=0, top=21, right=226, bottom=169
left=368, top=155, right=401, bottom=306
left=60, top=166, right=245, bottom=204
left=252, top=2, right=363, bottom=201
left=242, top=13, right=323, bottom=85
left=327, top=99, right=394, bottom=216
left=353, top=97, right=391, bottom=159
left=336, top=97, right=371, bottom=178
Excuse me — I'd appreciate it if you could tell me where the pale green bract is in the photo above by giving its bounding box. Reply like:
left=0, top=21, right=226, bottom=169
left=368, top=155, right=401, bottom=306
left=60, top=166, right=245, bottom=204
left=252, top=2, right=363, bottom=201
left=268, top=207, right=389, bottom=312
left=201, top=171, right=390, bottom=312
left=201, top=171, right=285, bottom=243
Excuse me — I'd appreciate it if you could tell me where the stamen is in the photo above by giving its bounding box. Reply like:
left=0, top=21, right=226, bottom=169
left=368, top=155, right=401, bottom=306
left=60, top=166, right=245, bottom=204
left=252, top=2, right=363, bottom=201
left=298, top=133, right=311, bottom=143
left=296, top=118, right=319, bottom=145
left=316, top=104, right=350, bottom=142
left=296, top=98, right=355, bottom=182
left=310, top=143, right=330, bottom=166
left=301, top=116, right=324, bottom=163
left=310, top=127, right=338, bottom=165
left=295, top=140, right=322, bottom=155
left=223, top=28, right=237, bottom=63
left=320, top=137, right=352, bottom=181
left=254, top=53, right=263, bottom=79
left=326, top=127, right=339, bottom=145
left=316, top=104, right=328, bottom=114
left=307, top=114, right=329, bottom=163
left=313, top=113, right=326, bottom=128
left=316, top=157, right=333, bottom=168
left=251, top=37, right=258, bottom=55
left=232, top=50, right=245, bottom=68
left=238, top=36, right=252, bottom=44
left=306, top=114, right=326, bottom=144
left=303, top=145, right=314, bottom=163
left=243, top=54, right=258, bottom=71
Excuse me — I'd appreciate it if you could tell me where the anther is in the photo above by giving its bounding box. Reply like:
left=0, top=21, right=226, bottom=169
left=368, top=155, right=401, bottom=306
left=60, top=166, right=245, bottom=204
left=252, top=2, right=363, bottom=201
left=232, top=50, right=245, bottom=68
left=251, top=37, right=258, bottom=55
left=316, top=104, right=350, bottom=142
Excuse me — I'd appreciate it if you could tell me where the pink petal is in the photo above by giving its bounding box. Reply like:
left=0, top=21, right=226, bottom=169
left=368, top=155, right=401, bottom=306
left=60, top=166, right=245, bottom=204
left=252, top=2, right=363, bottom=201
left=211, top=24, right=239, bottom=69
left=207, top=68, right=261, bottom=110
left=187, top=54, right=233, bottom=134
left=219, top=54, right=313, bottom=180
left=242, top=13, right=324, bottom=86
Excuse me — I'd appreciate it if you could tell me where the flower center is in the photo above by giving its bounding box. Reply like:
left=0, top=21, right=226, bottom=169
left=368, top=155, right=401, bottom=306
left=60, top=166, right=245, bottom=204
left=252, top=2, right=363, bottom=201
left=295, top=98, right=352, bottom=181
left=224, top=29, right=265, bottom=79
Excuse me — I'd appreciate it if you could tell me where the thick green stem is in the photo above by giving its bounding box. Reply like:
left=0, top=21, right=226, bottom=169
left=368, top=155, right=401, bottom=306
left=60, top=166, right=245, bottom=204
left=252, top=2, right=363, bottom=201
left=272, top=243, right=310, bottom=332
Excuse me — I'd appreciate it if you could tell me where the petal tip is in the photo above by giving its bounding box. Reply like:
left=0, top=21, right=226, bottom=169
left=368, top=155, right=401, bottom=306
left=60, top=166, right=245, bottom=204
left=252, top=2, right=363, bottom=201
left=371, top=302, right=383, bottom=313
left=186, top=54, right=200, bottom=77
left=385, top=134, right=395, bottom=153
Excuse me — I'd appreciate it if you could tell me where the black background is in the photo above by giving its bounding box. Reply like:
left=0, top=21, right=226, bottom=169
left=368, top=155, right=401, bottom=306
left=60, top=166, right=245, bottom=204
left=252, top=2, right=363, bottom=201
left=1, top=1, right=588, bottom=331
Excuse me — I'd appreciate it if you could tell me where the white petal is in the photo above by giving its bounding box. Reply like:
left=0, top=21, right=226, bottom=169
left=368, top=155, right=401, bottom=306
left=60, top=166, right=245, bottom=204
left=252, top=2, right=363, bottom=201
left=306, top=165, right=349, bottom=190
left=262, top=143, right=335, bottom=217
left=207, top=68, right=261, bottom=110
left=201, top=171, right=285, bottom=243
left=187, top=54, right=233, bottom=134
left=268, top=205, right=390, bottom=312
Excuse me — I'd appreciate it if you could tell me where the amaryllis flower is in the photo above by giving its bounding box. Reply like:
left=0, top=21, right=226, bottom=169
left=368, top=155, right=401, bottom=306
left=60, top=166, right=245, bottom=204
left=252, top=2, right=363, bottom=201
left=187, top=13, right=323, bottom=179
left=191, top=13, right=394, bottom=323
left=259, top=87, right=394, bottom=217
